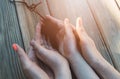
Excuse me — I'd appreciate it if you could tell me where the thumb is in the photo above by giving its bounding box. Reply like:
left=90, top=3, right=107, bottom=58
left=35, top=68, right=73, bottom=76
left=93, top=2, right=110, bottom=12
left=12, top=44, right=50, bottom=79
left=64, top=18, right=71, bottom=36
left=30, top=40, right=50, bottom=60
left=12, top=44, right=32, bottom=69
left=30, top=40, right=47, bottom=54
left=76, top=17, right=87, bottom=37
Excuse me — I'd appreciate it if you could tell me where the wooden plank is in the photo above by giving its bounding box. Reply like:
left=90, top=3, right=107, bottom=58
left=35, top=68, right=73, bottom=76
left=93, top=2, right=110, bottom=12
left=46, top=0, right=113, bottom=65
left=0, top=0, right=26, bottom=79
left=14, top=0, right=55, bottom=79
left=14, top=0, right=50, bottom=52
left=115, top=0, right=120, bottom=10
left=86, top=0, right=120, bottom=71
left=14, top=0, right=120, bottom=78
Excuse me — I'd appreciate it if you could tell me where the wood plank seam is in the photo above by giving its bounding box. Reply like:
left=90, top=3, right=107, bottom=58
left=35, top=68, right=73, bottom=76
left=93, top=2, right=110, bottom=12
left=86, top=0, right=118, bottom=69
left=11, top=0, right=26, bottom=51
left=46, top=0, right=52, bottom=16
left=114, top=0, right=120, bottom=10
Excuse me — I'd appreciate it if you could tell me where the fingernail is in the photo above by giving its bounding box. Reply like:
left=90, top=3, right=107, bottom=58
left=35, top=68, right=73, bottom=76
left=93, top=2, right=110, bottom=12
left=12, top=44, right=18, bottom=51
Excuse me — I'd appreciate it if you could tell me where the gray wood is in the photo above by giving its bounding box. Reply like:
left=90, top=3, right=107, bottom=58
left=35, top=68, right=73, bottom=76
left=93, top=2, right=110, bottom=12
left=14, top=0, right=54, bottom=79
left=86, top=0, right=120, bottom=71
left=1, top=0, right=120, bottom=79
left=0, top=0, right=26, bottom=79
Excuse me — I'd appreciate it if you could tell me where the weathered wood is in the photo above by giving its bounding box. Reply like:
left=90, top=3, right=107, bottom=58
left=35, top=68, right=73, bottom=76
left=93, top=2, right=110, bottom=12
left=115, top=0, right=120, bottom=9
left=2, top=0, right=120, bottom=79
left=0, top=0, right=26, bottom=79
left=14, top=0, right=55, bottom=79
left=86, top=0, right=120, bottom=71
left=15, top=0, right=50, bottom=52
left=46, top=0, right=113, bottom=65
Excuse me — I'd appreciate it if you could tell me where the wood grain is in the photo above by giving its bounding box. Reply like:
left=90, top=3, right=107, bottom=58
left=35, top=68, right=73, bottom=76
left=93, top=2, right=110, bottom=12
left=0, top=0, right=26, bottom=79
left=86, top=0, right=120, bottom=71
left=2, top=0, right=120, bottom=79
left=46, top=0, right=113, bottom=64
left=15, top=0, right=54, bottom=79
left=15, top=0, right=50, bottom=52
left=115, top=0, right=120, bottom=10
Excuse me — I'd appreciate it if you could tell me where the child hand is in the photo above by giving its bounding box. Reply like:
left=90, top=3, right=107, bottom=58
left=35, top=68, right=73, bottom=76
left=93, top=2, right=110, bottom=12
left=30, top=22, right=72, bottom=79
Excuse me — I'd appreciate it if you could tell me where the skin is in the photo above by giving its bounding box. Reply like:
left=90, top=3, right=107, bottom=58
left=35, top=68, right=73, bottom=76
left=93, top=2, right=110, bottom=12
left=12, top=44, right=49, bottom=79
left=41, top=15, right=99, bottom=79
left=58, top=18, right=99, bottom=79
left=30, top=22, right=72, bottom=79
left=41, top=15, right=64, bottom=49
left=13, top=22, right=72, bottom=79
left=12, top=15, right=120, bottom=79
left=74, top=17, right=120, bottom=79
left=28, top=23, right=54, bottom=79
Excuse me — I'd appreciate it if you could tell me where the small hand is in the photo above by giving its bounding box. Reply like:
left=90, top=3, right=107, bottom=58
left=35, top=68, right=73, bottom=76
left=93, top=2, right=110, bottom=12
left=74, top=17, right=103, bottom=64
left=74, top=17, right=120, bottom=79
left=58, top=18, right=99, bottom=79
left=28, top=23, right=54, bottom=79
left=41, top=15, right=64, bottom=49
left=30, top=22, right=72, bottom=79
left=12, top=44, right=49, bottom=79
left=40, top=16, right=99, bottom=79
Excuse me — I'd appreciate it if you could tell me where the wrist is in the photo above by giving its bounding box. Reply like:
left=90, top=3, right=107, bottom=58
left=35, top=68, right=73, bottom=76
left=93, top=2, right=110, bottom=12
left=55, top=58, right=69, bottom=71
left=90, top=56, right=106, bottom=68
left=54, top=61, right=71, bottom=79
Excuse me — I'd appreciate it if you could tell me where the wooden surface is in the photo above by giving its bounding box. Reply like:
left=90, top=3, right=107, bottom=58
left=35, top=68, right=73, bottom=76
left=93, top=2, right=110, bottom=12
left=86, top=0, right=120, bottom=71
left=0, top=0, right=120, bottom=79
left=0, top=0, right=26, bottom=79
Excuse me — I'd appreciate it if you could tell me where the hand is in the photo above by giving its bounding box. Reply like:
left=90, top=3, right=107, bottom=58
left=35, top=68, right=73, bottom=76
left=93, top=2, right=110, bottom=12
left=40, top=15, right=75, bottom=56
left=41, top=15, right=64, bottom=49
left=28, top=23, right=54, bottom=79
left=74, top=17, right=120, bottom=79
left=40, top=16, right=99, bottom=79
left=74, top=17, right=103, bottom=64
left=12, top=43, right=49, bottom=79
left=30, top=22, right=72, bottom=79
left=58, top=18, right=99, bottom=79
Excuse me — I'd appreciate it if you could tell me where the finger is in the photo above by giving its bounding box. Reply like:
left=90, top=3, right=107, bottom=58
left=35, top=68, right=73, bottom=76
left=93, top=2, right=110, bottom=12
left=42, top=36, right=48, bottom=48
left=46, top=38, right=54, bottom=50
left=30, top=40, right=72, bottom=79
left=30, top=40, right=48, bottom=57
left=64, top=18, right=74, bottom=38
left=76, top=17, right=87, bottom=37
left=35, top=22, right=42, bottom=44
left=12, top=44, right=49, bottom=79
left=28, top=46, right=34, bottom=59
left=12, top=43, right=31, bottom=68
left=30, top=40, right=61, bottom=65
left=42, top=36, right=52, bottom=50
left=64, top=18, right=70, bottom=34
left=28, top=46, right=38, bottom=63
